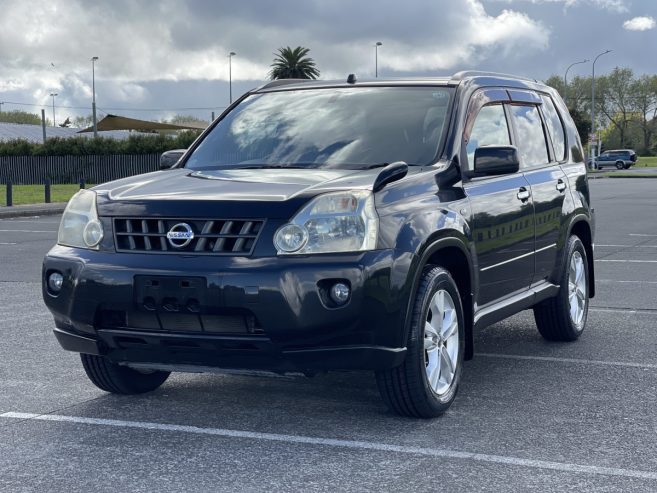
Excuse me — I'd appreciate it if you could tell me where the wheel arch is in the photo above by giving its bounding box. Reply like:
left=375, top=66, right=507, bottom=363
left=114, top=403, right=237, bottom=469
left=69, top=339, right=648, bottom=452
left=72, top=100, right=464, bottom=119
left=405, top=235, right=475, bottom=360
left=568, top=217, right=595, bottom=298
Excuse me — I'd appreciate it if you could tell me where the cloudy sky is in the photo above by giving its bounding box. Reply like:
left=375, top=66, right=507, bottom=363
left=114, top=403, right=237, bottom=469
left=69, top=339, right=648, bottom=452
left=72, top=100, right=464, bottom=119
left=0, top=0, right=655, bottom=124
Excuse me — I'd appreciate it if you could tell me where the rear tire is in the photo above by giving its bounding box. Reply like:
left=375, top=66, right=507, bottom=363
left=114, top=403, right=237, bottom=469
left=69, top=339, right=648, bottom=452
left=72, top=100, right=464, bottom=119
left=376, top=266, right=465, bottom=418
left=80, top=354, right=170, bottom=394
left=533, top=235, right=589, bottom=341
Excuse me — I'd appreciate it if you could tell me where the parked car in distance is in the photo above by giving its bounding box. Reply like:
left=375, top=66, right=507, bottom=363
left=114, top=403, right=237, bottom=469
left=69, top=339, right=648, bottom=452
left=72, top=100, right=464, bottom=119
left=591, top=149, right=637, bottom=169
left=43, top=71, right=595, bottom=418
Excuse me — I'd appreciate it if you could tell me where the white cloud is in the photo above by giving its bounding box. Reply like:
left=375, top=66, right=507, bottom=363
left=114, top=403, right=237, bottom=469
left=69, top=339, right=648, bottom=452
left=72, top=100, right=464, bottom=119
left=488, top=0, right=629, bottom=13
left=623, top=16, right=656, bottom=31
left=0, top=0, right=549, bottom=86
left=375, top=0, right=549, bottom=73
left=0, top=0, right=569, bottom=121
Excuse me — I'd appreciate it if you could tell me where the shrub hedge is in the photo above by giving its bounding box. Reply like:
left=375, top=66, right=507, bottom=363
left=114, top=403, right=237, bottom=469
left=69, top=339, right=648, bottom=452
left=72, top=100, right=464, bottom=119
left=0, top=131, right=202, bottom=157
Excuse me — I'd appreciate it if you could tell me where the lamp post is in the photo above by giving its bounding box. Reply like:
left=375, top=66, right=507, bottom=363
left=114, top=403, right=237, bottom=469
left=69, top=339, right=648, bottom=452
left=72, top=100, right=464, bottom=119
left=49, top=93, right=58, bottom=127
left=375, top=42, right=382, bottom=78
left=590, top=49, right=612, bottom=169
left=563, top=58, right=588, bottom=106
left=228, top=52, right=236, bottom=104
left=91, top=56, right=99, bottom=137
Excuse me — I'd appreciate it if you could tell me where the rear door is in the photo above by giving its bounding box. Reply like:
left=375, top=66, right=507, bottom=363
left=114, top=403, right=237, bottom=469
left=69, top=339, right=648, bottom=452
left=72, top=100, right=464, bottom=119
left=463, top=90, right=535, bottom=307
left=507, top=91, right=568, bottom=285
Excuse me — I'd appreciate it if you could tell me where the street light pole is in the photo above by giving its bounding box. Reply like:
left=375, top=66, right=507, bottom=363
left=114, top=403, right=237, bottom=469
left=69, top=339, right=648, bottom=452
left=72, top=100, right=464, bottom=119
left=91, top=56, right=99, bottom=137
left=563, top=58, right=588, bottom=106
left=228, top=52, right=236, bottom=104
left=590, top=49, right=612, bottom=169
left=375, top=42, right=382, bottom=78
left=49, top=93, right=58, bottom=127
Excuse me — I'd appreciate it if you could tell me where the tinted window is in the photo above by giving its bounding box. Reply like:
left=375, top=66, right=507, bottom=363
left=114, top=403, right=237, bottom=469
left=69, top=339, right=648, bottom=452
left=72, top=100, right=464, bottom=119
left=540, top=95, right=566, bottom=161
left=185, top=87, right=452, bottom=170
left=509, top=105, right=549, bottom=168
left=466, top=104, right=511, bottom=168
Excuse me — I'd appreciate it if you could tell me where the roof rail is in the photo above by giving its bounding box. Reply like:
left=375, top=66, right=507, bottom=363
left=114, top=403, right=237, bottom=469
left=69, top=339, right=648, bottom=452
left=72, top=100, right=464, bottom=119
left=450, top=71, right=538, bottom=84
left=255, top=79, right=312, bottom=91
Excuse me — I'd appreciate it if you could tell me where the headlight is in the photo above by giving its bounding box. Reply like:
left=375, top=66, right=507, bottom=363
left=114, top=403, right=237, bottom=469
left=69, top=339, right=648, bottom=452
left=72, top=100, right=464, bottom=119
left=58, top=190, right=104, bottom=249
left=274, top=190, right=378, bottom=255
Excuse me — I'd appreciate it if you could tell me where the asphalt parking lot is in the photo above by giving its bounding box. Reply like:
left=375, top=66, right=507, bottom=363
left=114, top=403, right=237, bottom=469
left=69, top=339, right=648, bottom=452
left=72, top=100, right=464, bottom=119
left=1, top=177, right=656, bottom=492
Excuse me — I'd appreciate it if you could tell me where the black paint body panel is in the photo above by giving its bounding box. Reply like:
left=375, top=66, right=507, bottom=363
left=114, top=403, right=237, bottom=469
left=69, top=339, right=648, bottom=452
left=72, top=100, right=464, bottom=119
left=43, top=73, right=594, bottom=373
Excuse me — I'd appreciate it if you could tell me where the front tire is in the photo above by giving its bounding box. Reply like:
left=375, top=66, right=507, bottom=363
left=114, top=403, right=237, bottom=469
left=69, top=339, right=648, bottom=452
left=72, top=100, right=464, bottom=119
left=534, top=235, right=589, bottom=341
left=376, top=266, right=465, bottom=418
left=80, top=354, right=170, bottom=394
left=615, top=161, right=624, bottom=170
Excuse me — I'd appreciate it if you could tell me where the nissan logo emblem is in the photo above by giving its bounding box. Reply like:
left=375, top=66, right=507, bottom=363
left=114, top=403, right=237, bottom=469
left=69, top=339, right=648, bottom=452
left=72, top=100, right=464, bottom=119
left=166, top=223, right=195, bottom=248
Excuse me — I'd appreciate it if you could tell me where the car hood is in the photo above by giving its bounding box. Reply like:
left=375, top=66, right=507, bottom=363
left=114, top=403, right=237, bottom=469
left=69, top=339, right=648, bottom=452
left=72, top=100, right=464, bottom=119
left=93, top=167, right=421, bottom=218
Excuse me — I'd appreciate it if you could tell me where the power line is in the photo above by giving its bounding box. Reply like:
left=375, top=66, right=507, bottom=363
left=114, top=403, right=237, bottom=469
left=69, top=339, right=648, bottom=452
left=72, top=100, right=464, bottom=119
left=0, top=101, right=226, bottom=112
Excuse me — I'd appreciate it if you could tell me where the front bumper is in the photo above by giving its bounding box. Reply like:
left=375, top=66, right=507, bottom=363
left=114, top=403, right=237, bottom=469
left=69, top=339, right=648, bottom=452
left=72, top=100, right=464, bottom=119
left=43, top=246, right=409, bottom=372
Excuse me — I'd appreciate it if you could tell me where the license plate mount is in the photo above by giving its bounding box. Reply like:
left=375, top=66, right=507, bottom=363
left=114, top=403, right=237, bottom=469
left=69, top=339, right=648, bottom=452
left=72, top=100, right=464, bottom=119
left=134, top=276, right=207, bottom=314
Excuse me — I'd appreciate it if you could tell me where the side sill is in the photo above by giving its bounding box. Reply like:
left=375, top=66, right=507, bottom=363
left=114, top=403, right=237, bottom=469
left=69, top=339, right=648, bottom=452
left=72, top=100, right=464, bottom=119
left=474, top=282, right=559, bottom=331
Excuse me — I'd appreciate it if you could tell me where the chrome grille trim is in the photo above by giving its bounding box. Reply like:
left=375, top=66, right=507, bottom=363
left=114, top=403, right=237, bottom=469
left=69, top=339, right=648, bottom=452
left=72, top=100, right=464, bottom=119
left=113, top=217, right=265, bottom=255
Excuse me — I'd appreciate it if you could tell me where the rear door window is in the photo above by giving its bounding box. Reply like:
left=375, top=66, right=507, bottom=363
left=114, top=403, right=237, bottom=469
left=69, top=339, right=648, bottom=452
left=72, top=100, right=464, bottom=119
left=509, top=105, right=550, bottom=168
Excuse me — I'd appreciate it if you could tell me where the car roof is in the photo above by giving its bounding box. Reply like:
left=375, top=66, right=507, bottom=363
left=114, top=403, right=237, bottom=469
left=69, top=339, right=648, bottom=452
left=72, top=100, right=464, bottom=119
left=254, top=71, right=549, bottom=94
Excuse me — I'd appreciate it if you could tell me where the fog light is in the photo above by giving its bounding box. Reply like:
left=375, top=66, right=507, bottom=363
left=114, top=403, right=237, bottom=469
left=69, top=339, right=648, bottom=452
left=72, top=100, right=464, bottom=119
left=330, top=282, right=350, bottom=305
left=48, top=272, right=64, bottom=293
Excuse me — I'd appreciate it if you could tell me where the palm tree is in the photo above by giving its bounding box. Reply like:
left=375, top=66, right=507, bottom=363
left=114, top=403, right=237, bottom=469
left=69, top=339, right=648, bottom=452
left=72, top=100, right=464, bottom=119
left=269, top=46, right=320, bottom=80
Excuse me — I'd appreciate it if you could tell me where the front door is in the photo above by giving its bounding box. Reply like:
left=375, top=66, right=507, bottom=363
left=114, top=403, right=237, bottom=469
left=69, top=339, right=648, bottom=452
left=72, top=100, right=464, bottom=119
left=463, top=102, right=535, bottom=307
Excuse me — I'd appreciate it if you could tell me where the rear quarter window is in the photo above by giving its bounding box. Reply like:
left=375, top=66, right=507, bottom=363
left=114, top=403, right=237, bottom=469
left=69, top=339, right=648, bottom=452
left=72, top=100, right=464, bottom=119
left=540, top=95, right=566, bottom=161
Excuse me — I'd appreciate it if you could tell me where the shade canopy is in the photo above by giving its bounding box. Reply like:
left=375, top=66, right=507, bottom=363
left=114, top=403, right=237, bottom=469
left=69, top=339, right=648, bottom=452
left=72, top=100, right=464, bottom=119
left=78, top=114, right=206, bottom=133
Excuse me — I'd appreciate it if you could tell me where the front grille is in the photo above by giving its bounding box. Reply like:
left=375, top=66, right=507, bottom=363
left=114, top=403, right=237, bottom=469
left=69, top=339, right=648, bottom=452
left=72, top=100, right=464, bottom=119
left=113, top=218, right=265, bottom=255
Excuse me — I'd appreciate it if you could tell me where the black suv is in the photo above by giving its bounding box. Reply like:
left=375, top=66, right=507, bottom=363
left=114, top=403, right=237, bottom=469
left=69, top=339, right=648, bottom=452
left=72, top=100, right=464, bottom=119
left=43, top=72, right=595, bottom=418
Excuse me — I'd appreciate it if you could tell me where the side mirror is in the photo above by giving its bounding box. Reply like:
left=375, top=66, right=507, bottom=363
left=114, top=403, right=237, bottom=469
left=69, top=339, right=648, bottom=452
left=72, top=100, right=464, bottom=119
left=473, top=146, right=519, bottom=176
left=160, top=149, right=187, bottom=170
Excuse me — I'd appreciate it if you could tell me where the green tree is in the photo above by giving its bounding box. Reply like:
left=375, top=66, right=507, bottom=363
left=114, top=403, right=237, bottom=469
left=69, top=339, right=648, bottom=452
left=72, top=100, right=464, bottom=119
left=596, top=67, right=636, bottom=148
left=73, top=115, right=94, bottom=128
left=0, top=109, right=42, bottom=125
left=569, top=108, right=592, bottom=146
left=165, top=114, right=208, bottom=128
left=545, top=75, right=591, bottom=144
left=269, top=46, right=320, bottom=80
left=629, top=75, right=657, bottom=154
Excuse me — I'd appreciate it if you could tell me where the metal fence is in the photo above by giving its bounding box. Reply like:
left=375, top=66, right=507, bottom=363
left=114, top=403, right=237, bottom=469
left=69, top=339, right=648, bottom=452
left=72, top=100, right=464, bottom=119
left=0, top=154, right=160, bottom=185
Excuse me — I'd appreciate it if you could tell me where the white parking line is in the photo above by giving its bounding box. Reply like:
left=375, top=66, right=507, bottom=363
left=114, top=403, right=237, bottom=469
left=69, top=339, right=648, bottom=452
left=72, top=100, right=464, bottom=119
left=590, top=307, right=657, bottom=315
left=596, top=260, right=657, bottom=264
left=598, top=245, right=657, bottom=248
left=0, top=229, right=57, bottom=233
left=477, top=353, right=657, bottom=370
left=2, top=412, right=657, bottom=480
left=629, top=234, right=657, bottom=237
left=0, top=242, right=17, bottom=245
left=598, top=279, right=657, bottom=284
left=0, top=219, right=60, bottom=223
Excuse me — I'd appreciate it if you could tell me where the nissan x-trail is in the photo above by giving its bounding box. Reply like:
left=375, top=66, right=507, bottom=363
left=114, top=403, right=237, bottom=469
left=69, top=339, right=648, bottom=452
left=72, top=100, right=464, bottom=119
left=43, top=72, right=595, bottom=418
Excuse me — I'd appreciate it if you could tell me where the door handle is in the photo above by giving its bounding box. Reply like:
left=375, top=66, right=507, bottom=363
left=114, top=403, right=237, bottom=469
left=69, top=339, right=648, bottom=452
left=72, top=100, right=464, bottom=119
left=517, top=187, right=530, bottom=201
left=556, top=179, right=567, bottom=193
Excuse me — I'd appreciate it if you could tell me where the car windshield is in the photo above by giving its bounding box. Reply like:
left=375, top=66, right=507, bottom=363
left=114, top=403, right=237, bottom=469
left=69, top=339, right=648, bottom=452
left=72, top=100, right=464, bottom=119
left=185, top=86, right=453, bottom=170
